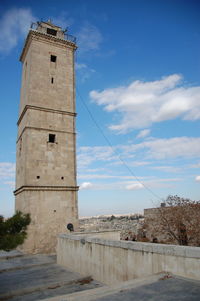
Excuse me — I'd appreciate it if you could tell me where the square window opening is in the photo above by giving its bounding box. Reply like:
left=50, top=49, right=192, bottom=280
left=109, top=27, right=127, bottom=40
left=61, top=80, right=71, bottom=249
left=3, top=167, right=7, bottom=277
left=49, top=134, right=56, bottom=143
left=50, top=55, right=57, bottom=63
left=47, top=28, right=57, bottom=36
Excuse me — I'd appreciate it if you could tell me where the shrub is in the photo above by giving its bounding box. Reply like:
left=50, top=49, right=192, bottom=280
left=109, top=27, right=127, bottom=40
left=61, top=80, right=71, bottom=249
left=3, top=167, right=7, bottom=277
left=0, top=211, right=31, bottom=251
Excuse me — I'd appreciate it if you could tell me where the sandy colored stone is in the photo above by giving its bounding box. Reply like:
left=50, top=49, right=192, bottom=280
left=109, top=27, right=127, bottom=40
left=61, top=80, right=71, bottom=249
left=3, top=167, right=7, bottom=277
left=15, top=21, right=78, bottom=254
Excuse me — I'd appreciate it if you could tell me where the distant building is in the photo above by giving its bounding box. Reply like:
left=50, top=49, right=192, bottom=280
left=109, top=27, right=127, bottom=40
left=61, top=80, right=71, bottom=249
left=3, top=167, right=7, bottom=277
left=14, top=21, right=79, bottom=253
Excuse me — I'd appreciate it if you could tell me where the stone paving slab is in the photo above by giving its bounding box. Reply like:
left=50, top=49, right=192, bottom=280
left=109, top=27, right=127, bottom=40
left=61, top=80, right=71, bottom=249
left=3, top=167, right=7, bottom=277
left=10, top=279, right=102, bottom=301
left=0, top=250, right=23, bottom=260
left=0, top=263, right=93, bottom=300
left=0, top=254, right=56, bottom=272
left=39, top=273, right=164, bottom=301
left=95, top=277, right=200, bottom=301
left=42, top=274, right=200, bottom=301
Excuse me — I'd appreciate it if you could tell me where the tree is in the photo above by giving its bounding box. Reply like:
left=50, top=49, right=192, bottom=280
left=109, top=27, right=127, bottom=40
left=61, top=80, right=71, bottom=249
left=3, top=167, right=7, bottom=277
left=145, top=195, right=200, bottom=246
left=0, top=211, right=31, bottom=251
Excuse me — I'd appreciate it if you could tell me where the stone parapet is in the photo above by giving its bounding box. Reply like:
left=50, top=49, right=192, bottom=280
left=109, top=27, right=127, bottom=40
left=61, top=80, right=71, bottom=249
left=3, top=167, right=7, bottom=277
left=57, top=231, right=200, bottom=285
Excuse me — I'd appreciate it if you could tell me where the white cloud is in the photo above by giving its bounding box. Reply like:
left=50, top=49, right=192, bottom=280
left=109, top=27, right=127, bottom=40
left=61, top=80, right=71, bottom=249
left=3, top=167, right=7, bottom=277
left=3, top=181, right=15, bottom=188
left=124, top=137, right=200, bottom=160
left=126, top=183, right=144, bottom=190
left=77, top=146, right=116, bottom=168
left=0, top=162, right=15, bottom=179
left=0, top=8, right=36, bottom=53
left=90, top=74, right=200, bottom=133
left=76, top=63, right=87, bottom=70
left=151, top=165, right=182, bottom=173
left=190, top=162, right=200, bottom=168
left=79, top=182, right=93, bottom=190
left=130, top=161, right=151, bottom=166
left=75, top=62, right=95, bottom=82
left=195, top=176, right=200, bottom=182
left=78, top=174, right=146, bottom=180
left=136, top=129, right=151, bottom=139
left=78, top=177, right=182, bottom=191
left=78, top=136, right=200, bottom=171
left=52, top=13, right=73, bottom=29
left=77, top=23, right=103, bottom=53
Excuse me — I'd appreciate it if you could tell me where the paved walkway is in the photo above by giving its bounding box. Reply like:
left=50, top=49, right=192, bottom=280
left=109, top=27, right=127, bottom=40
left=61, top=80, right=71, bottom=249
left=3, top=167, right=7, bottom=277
left=0, top=253, right=102, bottom=301
left=1, top=252, right=200, bottom=301
left=95, top=277, right=200, bottom=301
left=42, top=273, right=200, bottom=301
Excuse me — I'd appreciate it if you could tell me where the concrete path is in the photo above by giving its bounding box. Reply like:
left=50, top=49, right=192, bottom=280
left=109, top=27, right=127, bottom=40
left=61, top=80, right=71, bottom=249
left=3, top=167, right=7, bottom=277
left=0, top=253, right=56, bottom=272
left=0, top=250, right=23, bottom=260
left=95, top=277, right=200, bottom=301
left=42, top=273, right=200, bottom=301
left=0, top=253, right=102, bottom=301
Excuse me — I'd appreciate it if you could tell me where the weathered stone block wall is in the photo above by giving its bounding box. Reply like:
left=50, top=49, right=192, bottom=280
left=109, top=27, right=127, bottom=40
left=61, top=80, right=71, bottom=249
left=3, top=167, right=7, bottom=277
left=57, top=232, right=200, bottom=285
left=15, top=25, right=78, bottom=254
left=16, top=190, right=78, bottom=254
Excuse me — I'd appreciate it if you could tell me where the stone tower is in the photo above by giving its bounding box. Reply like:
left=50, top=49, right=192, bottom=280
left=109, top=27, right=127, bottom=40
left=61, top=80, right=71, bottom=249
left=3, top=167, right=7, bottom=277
left=14, top=21, right=79, bottom=254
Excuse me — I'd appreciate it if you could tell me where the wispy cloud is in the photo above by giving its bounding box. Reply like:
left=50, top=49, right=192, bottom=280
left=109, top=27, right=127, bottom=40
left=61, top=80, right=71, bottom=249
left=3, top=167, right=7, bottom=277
left=0, top=8, right=36, bottom=54
left=76, top=22, right=103, bottom=53
left=78, top=137, right=200, bottom=170
left=126, top=183, right=144, bottom=190
left=79, top=182, right=93, bottom=190
left=78, top=177, right=182, bottom=191
left=77, top=146, right=116, bottom=168
left=52, top=12, right=73, bottom=29
left=195, top=176, right=200, bottom=182
left=90, top=74, right=200, bottom=133
left=136, top=129, right=151, bottom=139
left=3, top=181, right=15, bottom=188
left=123, top=137, right=200, bottom=160
left=151, top=165, right=182, bottom=173
left=78, top=174, right=146, bottom=180
left=190, top=162, right=200, bottom=168
left=0, top=162, right=15, bottom=180
left=76, top=62, right=95, bottom=82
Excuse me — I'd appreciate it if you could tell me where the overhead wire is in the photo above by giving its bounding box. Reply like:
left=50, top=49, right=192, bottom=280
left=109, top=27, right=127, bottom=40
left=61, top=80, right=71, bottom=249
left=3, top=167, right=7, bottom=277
left=76, top=88, right=163, bottom=204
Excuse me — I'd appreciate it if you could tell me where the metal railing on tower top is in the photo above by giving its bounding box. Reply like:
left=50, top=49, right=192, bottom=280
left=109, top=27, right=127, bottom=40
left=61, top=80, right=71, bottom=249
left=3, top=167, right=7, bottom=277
left=30, top=21, right=76, bottom=44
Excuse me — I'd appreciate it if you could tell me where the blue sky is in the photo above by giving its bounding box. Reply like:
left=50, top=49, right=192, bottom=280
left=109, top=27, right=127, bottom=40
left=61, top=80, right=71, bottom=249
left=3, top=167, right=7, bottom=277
left=0, top=0, right=200, bottom=217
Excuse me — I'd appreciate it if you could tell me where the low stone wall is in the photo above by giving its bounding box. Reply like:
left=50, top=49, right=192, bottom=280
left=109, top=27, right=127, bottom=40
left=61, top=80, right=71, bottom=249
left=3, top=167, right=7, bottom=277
left=57, top=231, right=200, bottom=285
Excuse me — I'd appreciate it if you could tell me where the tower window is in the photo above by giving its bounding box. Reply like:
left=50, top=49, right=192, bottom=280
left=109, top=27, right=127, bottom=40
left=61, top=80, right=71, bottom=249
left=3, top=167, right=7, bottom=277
left=51, top=77, right=54, bottom=84
left=47, top=28, right=57, bottom=36
left=49, top=134, right=56, bottom=143
left=37, top=176, right=40, bottom=179
left=50, top=55, right=57, bottom=63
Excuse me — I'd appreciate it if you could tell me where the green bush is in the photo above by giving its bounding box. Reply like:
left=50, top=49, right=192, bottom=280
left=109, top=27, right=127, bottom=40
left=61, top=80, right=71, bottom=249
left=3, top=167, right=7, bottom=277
left=0, top=211, right=31, bottom=251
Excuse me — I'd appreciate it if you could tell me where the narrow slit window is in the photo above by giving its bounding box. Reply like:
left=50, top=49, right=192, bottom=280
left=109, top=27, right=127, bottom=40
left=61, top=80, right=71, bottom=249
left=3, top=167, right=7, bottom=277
left=50, top=55, right=57, bottom=63
left=47, top=28, right=57, bottom=36
left=49, top=134, right=56, bottom=143
left=51, top=77, right=54, bottom=84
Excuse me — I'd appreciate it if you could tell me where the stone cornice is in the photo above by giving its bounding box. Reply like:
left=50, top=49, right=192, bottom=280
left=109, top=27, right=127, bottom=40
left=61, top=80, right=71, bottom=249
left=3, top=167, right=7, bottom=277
left=16, top=126, right=76, bottom=143
left=14, top=185, right=79, bottom=195
left=20, top=30, right=77, bottom=62
left=17, top=105, right=77, bottom=126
